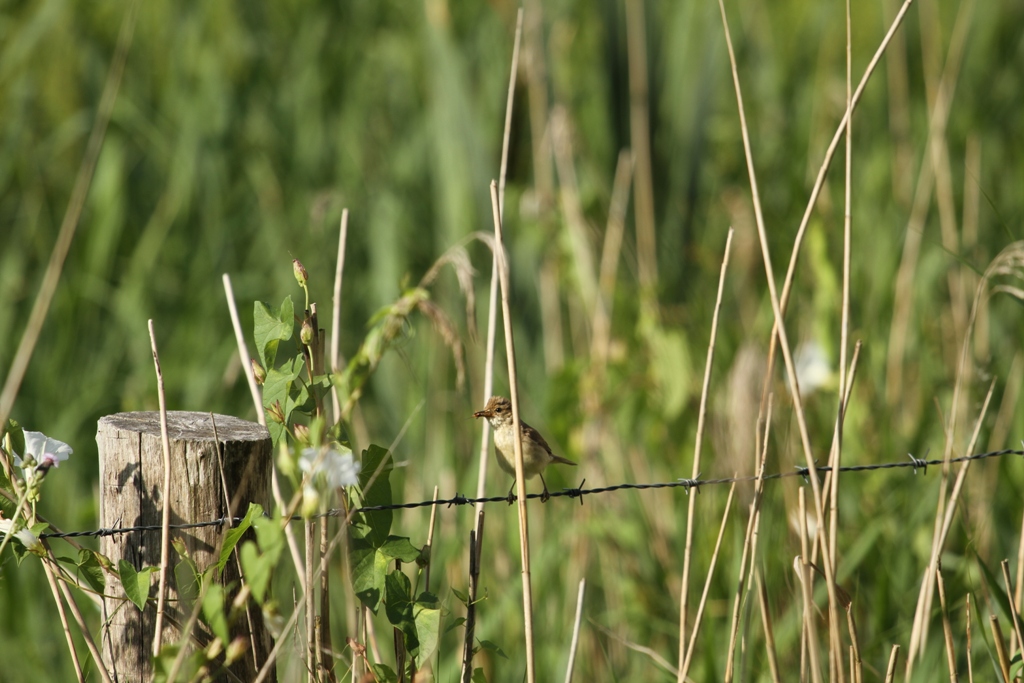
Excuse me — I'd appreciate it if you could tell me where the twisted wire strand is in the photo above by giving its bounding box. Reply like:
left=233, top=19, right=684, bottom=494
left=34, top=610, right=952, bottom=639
left=36, top=447, right=1023, bottom=540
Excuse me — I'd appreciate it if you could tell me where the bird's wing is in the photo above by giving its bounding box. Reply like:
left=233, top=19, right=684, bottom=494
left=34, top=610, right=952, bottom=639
left=522, top=420, right=577, bottom=465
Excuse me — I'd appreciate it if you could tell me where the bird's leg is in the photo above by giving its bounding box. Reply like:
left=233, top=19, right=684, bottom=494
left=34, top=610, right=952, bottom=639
left=506, top=479, right=517, bottom=505
left=539, top=473, right=550, bottom=503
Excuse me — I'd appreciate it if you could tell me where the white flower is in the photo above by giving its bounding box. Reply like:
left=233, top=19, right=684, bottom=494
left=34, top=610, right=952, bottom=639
left=0, top=519, right=13, bottom=535
left=15, top=528, right=43, bottom=553
left=299, top=446, right=360, bottom=489
left=15, top=431, right=73, bottom=471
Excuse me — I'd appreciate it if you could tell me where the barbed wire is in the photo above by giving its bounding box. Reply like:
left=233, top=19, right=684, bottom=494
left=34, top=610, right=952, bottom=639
left=36, top=447, right=1024, bottom=540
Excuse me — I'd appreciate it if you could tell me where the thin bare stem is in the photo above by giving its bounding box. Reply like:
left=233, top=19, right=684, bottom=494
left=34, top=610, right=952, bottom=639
left=624, top=0, right=658, bottom=313
left=0, top=1, right=137, bottom=430
left=680, top=483, right=737, bottom=680
left=221, top=273, right=307, bottom=591
left=460, top=512, right=485, bottom=683
left=990, top=616, right=1011, bottom=683
left=755, top=569, right=781, bottom=683
left=936, top=564, right=959, bottom=682
left=678, top=228, right=734, bottom=676
left=761, top=0, right=914, bottom=422
left=831, top=0, right=853, bottom=578
left=845, top=605, right=863, bottom=683
left=41, top=558, right=85, bottom=683
left=884, top=645, right=900, bottom=683
left=147, top=320, right=173, bottom=657
left=1000, top=560, right=1024, bottom=664
left=887, top=0, right=972, bottom=410
left=715, top=0, right=845, bottom=671
left=1015, top=505, right=1024, bottom=660
left=52, top=559, right=114, bottom=683
left=564, top=579, right=586, bottom=683
left=423, top=486, right=440, bottom=592
left=797, top=489, right=824, bottom=683
left=474, top=7, right=522, bottom=512
left=224, top=273, right=264, bottom=423
left=330, top=209, right=350, bottom=421
left=725, top=395, right=774, bottom=683
left=966, top=595, right=974, bottom=683
left=491, top=180, right=536, bottom=683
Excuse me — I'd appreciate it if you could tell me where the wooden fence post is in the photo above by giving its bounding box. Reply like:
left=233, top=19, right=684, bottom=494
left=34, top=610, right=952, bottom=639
left=97, top=411, right=275, bottom=681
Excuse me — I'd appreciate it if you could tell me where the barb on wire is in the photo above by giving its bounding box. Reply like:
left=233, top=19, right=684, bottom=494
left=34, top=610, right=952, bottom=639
left=677, top=473, right=702, bottom=494
left=907, top=449, right=930, bottom=475
left=33, top=448, right=1024, bottom=541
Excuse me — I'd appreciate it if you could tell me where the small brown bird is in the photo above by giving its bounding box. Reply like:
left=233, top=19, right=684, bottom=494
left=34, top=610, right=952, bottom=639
left=473, top=395, right=577, bottom=503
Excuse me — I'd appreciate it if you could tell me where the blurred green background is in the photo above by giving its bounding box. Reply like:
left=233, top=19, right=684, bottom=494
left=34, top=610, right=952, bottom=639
left=2, top=0, right=1023, bottom=680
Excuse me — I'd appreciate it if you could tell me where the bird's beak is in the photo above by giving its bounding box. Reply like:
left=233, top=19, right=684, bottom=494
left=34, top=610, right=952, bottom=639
left=473, top=409, right=491, bottom=419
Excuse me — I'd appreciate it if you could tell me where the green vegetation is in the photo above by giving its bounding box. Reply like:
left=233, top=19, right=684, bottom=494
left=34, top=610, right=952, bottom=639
left=2, top=0, right=1024, bottom=680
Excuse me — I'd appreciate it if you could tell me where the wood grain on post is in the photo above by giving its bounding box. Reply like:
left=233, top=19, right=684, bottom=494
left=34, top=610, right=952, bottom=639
left=97, top=411, right=275, bottom=682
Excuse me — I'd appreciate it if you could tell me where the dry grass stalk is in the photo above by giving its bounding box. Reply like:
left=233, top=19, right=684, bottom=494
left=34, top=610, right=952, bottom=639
left=147, top=320, right=174, bottom=658
left=761, top=0, right=914, bottom=424
left=909, top=242, right=1024, bottom=673
left=330, top=208, right=350, bottom=421
left=755, top=568, right=781, bottom=683
left=680, top=483, right=737, bottom=681
left=624, top=0, right=658, bottom=313
left=821, top=341, right=863, bottom=521
left=999, top=560, right=1024, bottom=663
left=797, top=488, right=824, bottom=683
left=936, top=565, right=959, bottom=682
left=714, top=0, right=845, bottom=673
left=831, top=0, right=853, bottom=579
left=490, top=180, right=537, bottom=682
left=989, top=616, right=1011, bottom=683
left=459, top=512, right=485, bottom=683
left=884, top=645, right=900, bottom=683
left=564, top=579, right=586, bottom=683
left=41, top=558, right=86, bottom=683
left=845, top=604, right=862, bottom=683
left=1015, top=507, right=1024, bottom=660
left=965, top=595, right=973, bottom=683
left=222, top=273, right=307, bottom=589
left=678, top=228, right=734, bottom=676
left=724, top=395, right=773, bottom=682
left=886, top=0, right=973, bottom=410
left=474, top=7, right=522, bottom=510
left=51, top=559, right=113, bottom=683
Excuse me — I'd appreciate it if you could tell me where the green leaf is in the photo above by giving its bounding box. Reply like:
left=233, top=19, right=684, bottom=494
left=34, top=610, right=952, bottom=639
left=239, top=541, right=273, bottom=604
left=471, top=668, right=488, bottom=683
left=218, top=503, right=263, bottom=572
left=370, top=664, right=398, bottom=683
left=445, top=617, right=466, bottom=634
left=412, top=594, right=441, bottom=667
left=350, top=537, right=390, bottom=612
left=358, top=444, right=394, bottom=545
left=76, top=549, right=106, bottom=594
left=478, top=640, right=508, bottom=660
left=119, top=560, right=157, bottom=611
left=451, top=587, right=469, bottom=606
left=380, top=536, right=421, bottom=563
left=384, top=570, right=414, bottom=630
left=254, top=297, right=294, bottom=369
left=238, top=515, right=285, bottom=603
left=262, top=355, right=306, bottom=447
left=202, top=583, right=230, bottom=644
